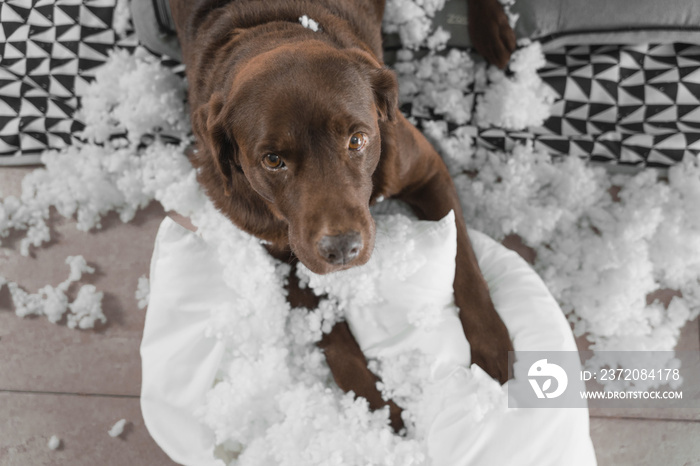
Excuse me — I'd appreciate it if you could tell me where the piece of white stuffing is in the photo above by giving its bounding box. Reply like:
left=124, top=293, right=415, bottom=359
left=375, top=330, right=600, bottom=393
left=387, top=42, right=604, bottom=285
left=0, top=139, right=200, bottom=255
left=77, top=47, right=188, bottom=145
left=108, top=419, right=127, bottom=438
left=475, top=42, right=556, bottom=130
left=234, top=384, right=427, bottom=466
left=383, top=0, right=448, bottom=50
left=297, top=213, right=455, bottom=332
left=453, top=144, right=700, bottom=386
left=456, top=142, right=608, bottom=245
left=298, top=15, right=320, bottom=32
left=135, top=275, right=150, bottom=310
left=112, top=0, right=131, bottom=37
left=47, top=435, right=61, bottom=450
left=498, top=0, right=519, bottom=28
left=0, top=256, right=105, bottom=329
left=67, top=285, right=106, bottom=330
left=394, top=49, right=476, bottom=125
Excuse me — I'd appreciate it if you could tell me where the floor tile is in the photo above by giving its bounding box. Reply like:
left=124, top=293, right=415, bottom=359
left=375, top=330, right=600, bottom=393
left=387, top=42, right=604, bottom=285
left=0, top=392, right=177, bottom=466
left=590, top=417, right=700, bottom=466
left=588, top=317, right=700, bottom=422
left=0, top=167, right=31, bottom=197
left=0, top=202, right=166, bottom=395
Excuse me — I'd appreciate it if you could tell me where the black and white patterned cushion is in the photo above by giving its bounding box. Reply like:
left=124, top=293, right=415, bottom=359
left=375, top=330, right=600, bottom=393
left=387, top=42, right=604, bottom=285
left=528, top=43, right=700, bottom=167
left=0, top=0, right=137, bottom=164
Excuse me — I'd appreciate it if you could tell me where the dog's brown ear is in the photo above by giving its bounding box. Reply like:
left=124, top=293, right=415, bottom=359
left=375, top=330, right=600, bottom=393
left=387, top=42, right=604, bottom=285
left=192, top=93, right=239, bottom=195
left=370, top=67, right=398, bottom=122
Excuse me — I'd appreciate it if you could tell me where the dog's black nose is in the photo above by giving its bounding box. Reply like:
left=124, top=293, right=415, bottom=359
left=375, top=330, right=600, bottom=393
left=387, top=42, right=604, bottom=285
left=317, top=231, right=362, bottom=266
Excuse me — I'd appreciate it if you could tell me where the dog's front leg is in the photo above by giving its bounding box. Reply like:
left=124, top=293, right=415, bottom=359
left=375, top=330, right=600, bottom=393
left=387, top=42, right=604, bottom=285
left=318, top=321, right=404, bottom=432
left=278, top=251, right=405, bottom=432
left=467, top=0, right=516, bottom=69
left=392, top=119, right=513, bottom=383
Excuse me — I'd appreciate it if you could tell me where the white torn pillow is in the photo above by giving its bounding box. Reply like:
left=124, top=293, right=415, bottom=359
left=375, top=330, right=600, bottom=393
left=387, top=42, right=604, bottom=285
left=141, top=211, right=596, bottom=465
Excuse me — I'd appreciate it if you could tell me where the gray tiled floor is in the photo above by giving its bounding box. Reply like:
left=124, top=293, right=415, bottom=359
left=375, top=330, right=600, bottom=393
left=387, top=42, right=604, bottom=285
left=1, top=393, right=174, bottom=466
left=591, top=417, right=700, bottom=466
left=1, top=166, right=699, bottom=465
left=1, top=168, right=173, bottom=465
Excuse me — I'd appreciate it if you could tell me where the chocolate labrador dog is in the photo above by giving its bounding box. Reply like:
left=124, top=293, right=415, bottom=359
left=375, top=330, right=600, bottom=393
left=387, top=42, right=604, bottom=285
left=170, top=0, right=515, bottom=431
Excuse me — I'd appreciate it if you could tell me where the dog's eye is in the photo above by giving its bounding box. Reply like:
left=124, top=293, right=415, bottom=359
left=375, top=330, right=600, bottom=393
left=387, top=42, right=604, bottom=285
left=348, top=132, right=367, bottom=151
left=262, top=153, right=285, bottom=170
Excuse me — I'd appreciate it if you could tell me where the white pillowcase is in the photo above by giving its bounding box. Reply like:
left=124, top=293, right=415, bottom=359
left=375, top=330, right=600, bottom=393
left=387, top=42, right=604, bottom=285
left=140, top=211, right=596, bottom=466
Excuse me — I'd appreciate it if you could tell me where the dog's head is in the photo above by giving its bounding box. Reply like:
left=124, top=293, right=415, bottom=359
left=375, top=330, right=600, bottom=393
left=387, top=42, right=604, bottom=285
left=193, top=40, right=398, bottom=274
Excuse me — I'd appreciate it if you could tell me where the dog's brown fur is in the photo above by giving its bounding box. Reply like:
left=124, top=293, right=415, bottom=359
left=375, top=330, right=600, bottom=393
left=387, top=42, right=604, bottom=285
left=171, top=0, right=514, bottom=431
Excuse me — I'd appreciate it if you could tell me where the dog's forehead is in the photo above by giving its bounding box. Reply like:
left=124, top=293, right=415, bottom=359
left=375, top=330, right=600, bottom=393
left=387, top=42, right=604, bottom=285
left=238, top=42, right=374, bottom=101
left=233, top=45, right=377, bottom=144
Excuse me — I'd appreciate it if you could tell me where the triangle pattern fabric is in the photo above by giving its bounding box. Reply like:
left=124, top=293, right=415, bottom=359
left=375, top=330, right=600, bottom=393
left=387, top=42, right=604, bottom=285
left=3, top=42, right=24, bottom=59
left=687, top=134, right=700, bottom=150
left=564, top=102, right=589, bottom=120
left=0, top=117, right=20, bottom=136
left=20, top=131, right=48, bottom=151
left=27, top=8, right=53, bottom=27
left=530, top=41, right=700, bottom=168
left=1, top=4, right=27, bottom=24
left=564, top=78, right=589, bottom=101
left=647, top=148, right=681, bottom=166
left=593, top=63, right=619, bottom=82
left=7, top=0, right=34, bottom=9
left=0, top=99, right=17, bottom=116
left=678, top=57, right=700, bottom=68
left=621, top=70, right=645, bottom=86
left=676, top=84, right=700, bottom=105
left=0, top=0, right=143, bottom=161
left=590, top=79, right=617, bottom=104
left=53, top=6, right=76, bottom=26
left=618, top=88, right=644, bottom=106
left=27, top=39, right=51, bottom=58
left=645, top=85, right=675, bottom=105
left=648, top=68, right=680, bottom=84
left=0, top=80, right=22, bottom=97
left=79, top=5, right=109, bottom=29
left=3, top=4, right=700, bottom=170
left=619, top=146, right=645, bottom=164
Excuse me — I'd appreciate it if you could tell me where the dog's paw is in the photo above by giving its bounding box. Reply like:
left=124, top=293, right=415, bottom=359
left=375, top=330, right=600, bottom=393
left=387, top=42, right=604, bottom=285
left=469, top=323, right=514, bottom=385
left=387, top=400, right=405, bottom=433
left=467, top=0, right=516, bottom=69
left=455, top=288, right=514, bottom=384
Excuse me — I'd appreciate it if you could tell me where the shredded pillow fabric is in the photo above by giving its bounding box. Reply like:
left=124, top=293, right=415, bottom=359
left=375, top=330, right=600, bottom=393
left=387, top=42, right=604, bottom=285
left=141, top=209, right=595, bottom=466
